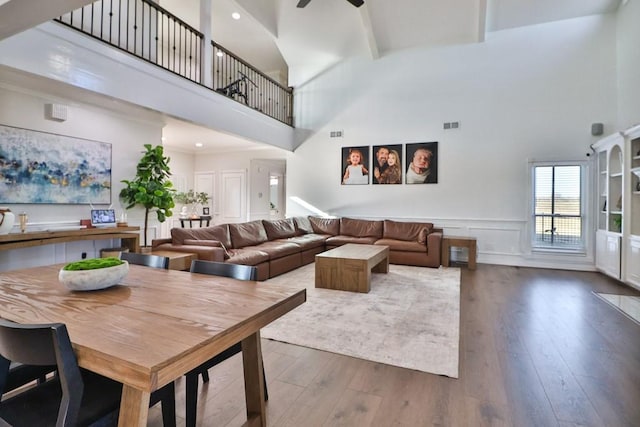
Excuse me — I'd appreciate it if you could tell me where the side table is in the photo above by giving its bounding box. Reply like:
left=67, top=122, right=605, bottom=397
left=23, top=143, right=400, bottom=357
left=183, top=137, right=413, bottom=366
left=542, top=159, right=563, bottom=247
left=180, top=215, right=212, bottom=228
left=442, top=236, right=477, bottom=270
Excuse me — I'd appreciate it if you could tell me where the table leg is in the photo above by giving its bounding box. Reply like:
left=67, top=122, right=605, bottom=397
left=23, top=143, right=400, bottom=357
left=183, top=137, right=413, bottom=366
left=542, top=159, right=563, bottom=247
left=118, top=385, right=150, bottom=427
left=468, top=241, right=477, bottom=270
left=242, top=331, right=266, bottom=427
left=442, top=240, right=451, bottom=267
left=371, top=255, right=389, bottom=273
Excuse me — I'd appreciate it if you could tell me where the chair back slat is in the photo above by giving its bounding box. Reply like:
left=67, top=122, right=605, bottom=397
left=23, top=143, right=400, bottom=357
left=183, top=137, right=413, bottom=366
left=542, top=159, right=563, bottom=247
left=190, top=260, right=257, bottom=281
left=120, top=252, right=170, bottom=269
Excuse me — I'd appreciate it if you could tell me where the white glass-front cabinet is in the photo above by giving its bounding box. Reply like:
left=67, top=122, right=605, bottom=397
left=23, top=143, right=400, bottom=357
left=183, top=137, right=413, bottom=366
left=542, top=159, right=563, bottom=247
left=624, top=125, right=640, bottom=289
left=594, top=124, right=640, bottom=290
left=594, top=132, right=623, bottom=279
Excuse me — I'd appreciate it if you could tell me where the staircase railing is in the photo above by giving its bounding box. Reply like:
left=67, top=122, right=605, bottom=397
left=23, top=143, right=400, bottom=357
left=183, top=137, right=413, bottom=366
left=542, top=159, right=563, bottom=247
left=54, top=0, right=293, bottom=126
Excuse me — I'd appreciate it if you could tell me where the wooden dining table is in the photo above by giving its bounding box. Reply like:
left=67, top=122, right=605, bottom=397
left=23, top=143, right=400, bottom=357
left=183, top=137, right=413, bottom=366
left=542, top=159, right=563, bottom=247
left=0, top=263, right=306, bottom=426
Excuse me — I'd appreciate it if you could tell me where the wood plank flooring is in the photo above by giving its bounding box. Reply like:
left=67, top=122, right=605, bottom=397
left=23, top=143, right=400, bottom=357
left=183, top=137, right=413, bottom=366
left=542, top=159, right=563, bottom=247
left=148, top=264, right=640, bottom=426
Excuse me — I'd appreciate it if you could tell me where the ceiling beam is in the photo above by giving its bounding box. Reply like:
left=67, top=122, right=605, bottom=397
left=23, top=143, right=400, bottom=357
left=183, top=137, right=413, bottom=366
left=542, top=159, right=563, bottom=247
left=359, top=3, right=379, bottom=59
left=477, top=0, right=488, bottom=42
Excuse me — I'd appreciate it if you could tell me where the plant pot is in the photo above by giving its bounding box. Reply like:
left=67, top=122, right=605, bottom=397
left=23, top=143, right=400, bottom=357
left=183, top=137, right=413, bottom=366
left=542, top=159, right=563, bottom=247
left=59, top=261, right=129, bottom=291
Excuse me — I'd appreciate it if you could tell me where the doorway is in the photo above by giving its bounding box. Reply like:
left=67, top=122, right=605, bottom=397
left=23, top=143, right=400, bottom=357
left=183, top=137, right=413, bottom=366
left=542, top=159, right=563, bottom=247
left=270, top=173, right=285, bottom=220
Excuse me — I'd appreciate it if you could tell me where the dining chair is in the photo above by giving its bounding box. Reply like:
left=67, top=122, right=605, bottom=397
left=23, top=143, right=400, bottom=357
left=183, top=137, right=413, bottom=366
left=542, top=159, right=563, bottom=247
left=4, top=362, right=53, bottom=394
left=185, top=260, right=265, bottom=427
left=190, top=259, right=258, bottom=281
left=120, top=251, right=170, bottom=269
left=0, top=319, right=176, bottom=427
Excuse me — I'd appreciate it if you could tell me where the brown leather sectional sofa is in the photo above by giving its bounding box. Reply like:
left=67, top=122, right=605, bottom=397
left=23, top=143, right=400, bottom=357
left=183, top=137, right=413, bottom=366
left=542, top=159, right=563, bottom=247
left=152, top=216, right=442, bottom=281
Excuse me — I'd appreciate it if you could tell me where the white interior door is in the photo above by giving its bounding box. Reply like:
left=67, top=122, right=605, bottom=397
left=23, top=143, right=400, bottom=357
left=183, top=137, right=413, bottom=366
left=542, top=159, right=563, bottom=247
left=220, top=169, right=247, bottom=223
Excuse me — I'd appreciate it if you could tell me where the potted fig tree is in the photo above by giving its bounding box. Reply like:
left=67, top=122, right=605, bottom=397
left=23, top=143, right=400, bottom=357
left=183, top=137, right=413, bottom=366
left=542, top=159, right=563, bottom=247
left=120, top=144, right=175, bottom=248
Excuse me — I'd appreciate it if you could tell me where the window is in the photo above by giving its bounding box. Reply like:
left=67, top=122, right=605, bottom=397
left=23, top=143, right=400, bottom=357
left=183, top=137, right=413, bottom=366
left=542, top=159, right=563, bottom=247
left=532, top=163, right=586, bottom=251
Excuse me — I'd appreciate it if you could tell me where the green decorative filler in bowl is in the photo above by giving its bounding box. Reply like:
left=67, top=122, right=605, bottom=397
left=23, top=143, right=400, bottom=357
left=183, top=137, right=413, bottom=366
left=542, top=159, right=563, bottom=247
left=59, top=257, right=129, bottom=291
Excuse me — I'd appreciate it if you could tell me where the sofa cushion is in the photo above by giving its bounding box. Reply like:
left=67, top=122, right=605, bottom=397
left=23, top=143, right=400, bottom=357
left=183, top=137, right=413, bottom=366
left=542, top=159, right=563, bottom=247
left=170, top=224, right=232, bottom=248
left=262, top=219, right=297, bottom=240
left=195, top=224, right=232, bottom=248
left=170, top=228, right=196, bottom=245
left=229, top=220, right=268, bottom=248
left=183, top=239, right=231, bottom=259
left=226, top=248, right=270, bottom=266
left=293, top=216, right=314, bottom=235
left=418, top=228, right=429, bottom=245
left=276, top=234, right=327, bottom=250
left=325, top=235, right=379, bottom=246
left=383, top=220, right=433, bottom=243
left=374, top=239, right=426, bottom=253
left=183, top=239, right=221, bottom=247
left=308, top=217, right=340, bottom=235
left=253, top=241, right=301, bottom=258
left=340, top=217, right=383, bottom=238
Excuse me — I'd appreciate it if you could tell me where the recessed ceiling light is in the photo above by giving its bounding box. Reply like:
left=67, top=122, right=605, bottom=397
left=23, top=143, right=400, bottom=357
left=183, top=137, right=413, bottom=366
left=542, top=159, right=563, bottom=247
left=216, top=51, right=224, bottom=57
left=195, top=142, right=203, bottom=148
left=231, top=12, right=240, bottom=20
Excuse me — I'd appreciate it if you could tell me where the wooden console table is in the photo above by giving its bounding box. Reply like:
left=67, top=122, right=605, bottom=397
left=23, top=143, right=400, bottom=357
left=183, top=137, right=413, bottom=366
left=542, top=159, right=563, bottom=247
left=442, top=236, right=477, bottom=270
left=0, top=227, right=140, bottom=253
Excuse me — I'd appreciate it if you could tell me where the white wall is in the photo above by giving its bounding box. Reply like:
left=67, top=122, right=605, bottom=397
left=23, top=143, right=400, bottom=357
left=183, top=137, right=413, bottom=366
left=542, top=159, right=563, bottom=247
left=289, top=15, right=618, bottom=270
left=165, top=149, right=196, bottom=193
left=0, top=84, right=164, bottom=270
left=617, top=0, right=640, bottom=129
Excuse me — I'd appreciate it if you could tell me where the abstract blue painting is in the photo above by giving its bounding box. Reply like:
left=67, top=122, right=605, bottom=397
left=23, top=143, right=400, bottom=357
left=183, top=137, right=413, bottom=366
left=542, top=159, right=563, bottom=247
left=0, top=125, right=111, bottom=204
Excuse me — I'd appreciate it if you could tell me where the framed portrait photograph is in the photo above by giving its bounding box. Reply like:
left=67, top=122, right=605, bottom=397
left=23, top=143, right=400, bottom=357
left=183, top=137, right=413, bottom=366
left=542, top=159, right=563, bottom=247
left=202, top=206, right=210, bottom=215
left=405, top=142, right=438, bottom=184
left=341, top=146, right=370, bottom=185
left=372, top=144, right=403, bottom=184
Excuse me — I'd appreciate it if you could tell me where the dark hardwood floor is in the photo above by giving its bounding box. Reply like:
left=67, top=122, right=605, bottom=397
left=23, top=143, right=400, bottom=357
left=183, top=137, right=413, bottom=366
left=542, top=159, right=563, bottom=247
left=148, top=264, right=640, bottom=426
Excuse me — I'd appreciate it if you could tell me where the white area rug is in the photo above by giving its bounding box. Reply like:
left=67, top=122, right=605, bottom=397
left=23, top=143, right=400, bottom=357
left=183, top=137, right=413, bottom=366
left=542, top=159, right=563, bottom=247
left=263, top=263, right=461, bottom=378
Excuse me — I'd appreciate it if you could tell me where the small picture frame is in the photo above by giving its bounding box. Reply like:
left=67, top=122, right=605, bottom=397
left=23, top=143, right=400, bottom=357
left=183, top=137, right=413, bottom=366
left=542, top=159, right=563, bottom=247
left=202, top=206, right=210, bottom=215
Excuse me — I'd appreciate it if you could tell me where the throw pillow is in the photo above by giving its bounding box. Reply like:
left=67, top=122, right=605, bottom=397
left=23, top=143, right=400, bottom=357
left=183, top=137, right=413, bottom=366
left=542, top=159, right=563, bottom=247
left=418, top=227, right=429, bottom=244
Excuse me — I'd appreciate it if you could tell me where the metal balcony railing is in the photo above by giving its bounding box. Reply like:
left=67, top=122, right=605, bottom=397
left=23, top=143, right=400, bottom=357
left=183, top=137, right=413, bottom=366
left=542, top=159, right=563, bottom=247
left=55, top=0, right=293, bottom=126
left=212, top=42, right=293, bottom=126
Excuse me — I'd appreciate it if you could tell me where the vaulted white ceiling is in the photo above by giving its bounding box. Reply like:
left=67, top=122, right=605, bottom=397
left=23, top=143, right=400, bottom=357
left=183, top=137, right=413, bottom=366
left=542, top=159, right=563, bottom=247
left=232, top=0, right=620, bottom=86
left=0, top=0, right=623, bottom=152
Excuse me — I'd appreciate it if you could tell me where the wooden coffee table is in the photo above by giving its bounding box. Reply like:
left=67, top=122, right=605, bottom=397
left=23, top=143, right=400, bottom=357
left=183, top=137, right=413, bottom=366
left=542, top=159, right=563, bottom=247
left=315, top=244, right=389, bottom=293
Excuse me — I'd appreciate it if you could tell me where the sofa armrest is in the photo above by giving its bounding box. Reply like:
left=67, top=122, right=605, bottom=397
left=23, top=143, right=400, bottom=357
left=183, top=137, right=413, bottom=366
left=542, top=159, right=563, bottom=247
left=154, top=243, right=226, bottom=262
left=427, top=231, right=442, bottom=261
left=152, top=238, right=172, bottom=248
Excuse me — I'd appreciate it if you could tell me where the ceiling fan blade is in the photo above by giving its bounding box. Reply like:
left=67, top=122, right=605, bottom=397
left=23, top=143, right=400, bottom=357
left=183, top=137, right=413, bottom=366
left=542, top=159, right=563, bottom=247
left=347, top=0, right=365, bottom=7
left=297, top=0, right=312, bottom=7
